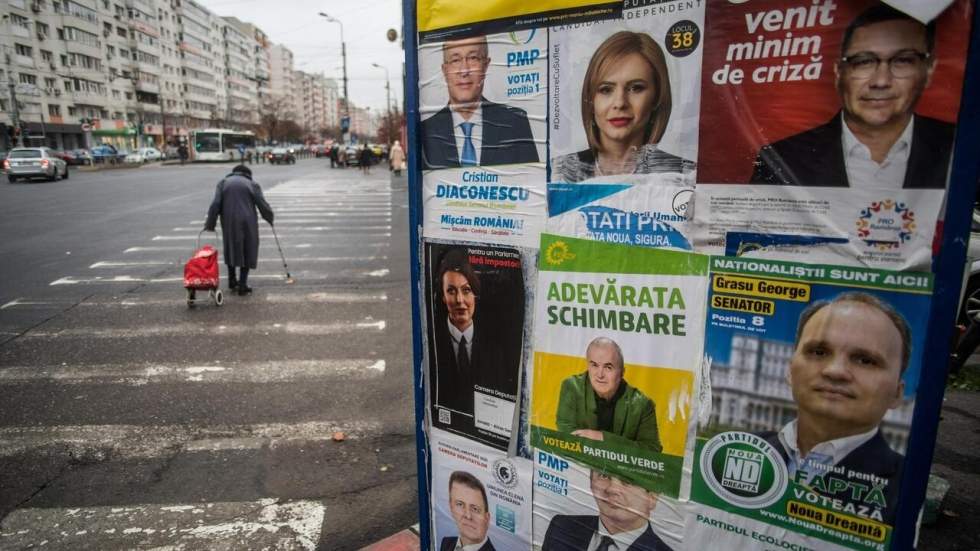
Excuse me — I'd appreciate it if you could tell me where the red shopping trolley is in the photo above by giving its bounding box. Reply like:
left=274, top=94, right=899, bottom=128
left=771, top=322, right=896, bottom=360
left=184, top=231, right=223, bottom=307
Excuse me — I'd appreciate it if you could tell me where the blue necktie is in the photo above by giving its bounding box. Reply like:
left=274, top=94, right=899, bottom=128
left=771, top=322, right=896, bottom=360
left=460, top=122, right=477, bottom=166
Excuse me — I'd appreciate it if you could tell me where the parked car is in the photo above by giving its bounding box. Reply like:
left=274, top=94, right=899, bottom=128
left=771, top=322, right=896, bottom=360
left=268, top=148, right=296, bottom=164
left=71, top=149, right=94, bottom=165
left=138, top=147, right=163, bottom=162
left=90, top=144, right=122, bottom=164
left=123, top=150, right=145, bottom=164
left=3, top=147, right=69, bottom=182
left=51, top=150, right=74, bottom=164
left=343, top=145, right=360, bottom=167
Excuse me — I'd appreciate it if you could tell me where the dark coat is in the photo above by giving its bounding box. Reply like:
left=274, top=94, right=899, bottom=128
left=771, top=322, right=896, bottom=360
left=430, top=318, right=519, bottom=419
left=542, top=516, right=674, bottom=551
left=750, top=114, right=954, bottom=188
left=761, top=429, right=903, bottom=524
left=204, top=173, right=274, bottom=268
left=439, top=536, right=496, bottom=551
left=421, top=98, right=538, bottom=169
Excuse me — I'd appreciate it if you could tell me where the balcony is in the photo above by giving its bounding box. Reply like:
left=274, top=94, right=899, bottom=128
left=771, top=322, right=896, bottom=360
left=15, top=54, right=35, bottom=68
left=9, top=23, right=30, bottom=39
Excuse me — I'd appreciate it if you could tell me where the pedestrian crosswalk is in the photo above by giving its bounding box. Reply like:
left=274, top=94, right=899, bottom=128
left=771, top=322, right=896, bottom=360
left=0, top=170, right=414, bottom=549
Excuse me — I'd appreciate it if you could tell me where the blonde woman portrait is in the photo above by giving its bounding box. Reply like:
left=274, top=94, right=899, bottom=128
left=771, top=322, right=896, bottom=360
left=551, top=31, right=695, bottom=183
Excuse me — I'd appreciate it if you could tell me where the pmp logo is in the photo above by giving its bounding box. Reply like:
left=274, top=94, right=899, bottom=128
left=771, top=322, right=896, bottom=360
left=544, top=240, right=576, bottom=266
left=699, top=431, right=787, bottom=508
left=507, top=49, right=541, bottom=67
left=856, top=199, right=915, bottom=251
left=508, top=29, right=537, bottom=45
left=493, top=458, right=519, bottom=488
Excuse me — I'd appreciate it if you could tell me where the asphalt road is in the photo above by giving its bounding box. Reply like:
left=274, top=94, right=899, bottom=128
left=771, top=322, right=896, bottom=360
left=0, top=159, right=418, bottom=550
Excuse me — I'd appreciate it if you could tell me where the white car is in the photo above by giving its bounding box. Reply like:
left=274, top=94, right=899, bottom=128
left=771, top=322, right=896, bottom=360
left=123, top=150, right=145, bottom=164
left=4, top=147, right=68, bottom=182
left=138, top=147, right=163, bottom=162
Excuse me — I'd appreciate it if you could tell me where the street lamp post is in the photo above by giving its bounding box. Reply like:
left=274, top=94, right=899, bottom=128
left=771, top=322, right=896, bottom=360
left=370, top=63, right=391, bottom=144
left=318, top=12, right=348, bottom=140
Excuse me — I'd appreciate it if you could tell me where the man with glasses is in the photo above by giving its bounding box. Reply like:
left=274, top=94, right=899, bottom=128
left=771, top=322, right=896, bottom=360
left=422, top=35, right=539, bottom=169
left=751, top=4, right=953, bottom=189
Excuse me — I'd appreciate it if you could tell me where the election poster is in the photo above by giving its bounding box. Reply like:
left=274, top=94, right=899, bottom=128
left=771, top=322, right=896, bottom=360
left=430, top=428, right=533, bottom=550
left=423, top=166, right=547, bottom=248
left=529, top=233, right=709, bottom=497
left=549, top=1, right=704, bottom=185
left=691, top=0, right=972, bottom=270
left=547, top=182, right=695, bottom=250
left=690, top=256, right=933, bottom=550
left=424, top=241, right=528, bottom=451
left=417, top=0, right=621, bottom=43
left=689, top=185, right=944, bottom=270
left=418, top=29, right=547, bottom=171
left=532, top=449, right=685, bottom=550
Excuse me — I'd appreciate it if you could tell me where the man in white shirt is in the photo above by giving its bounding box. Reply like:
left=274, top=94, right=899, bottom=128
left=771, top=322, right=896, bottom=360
left=763, top=291, right=911, bottom=524
left=751, top=4, right=953, bottom=189
left=440, top=471, right=496, bottom=551
left=421, top=35, right=539, bottom=169
left=542, top=470, right=674, bottom=551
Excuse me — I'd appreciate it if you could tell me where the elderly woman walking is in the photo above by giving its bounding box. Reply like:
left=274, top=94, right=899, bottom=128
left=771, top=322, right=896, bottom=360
left=204, top=165, right=274, bottom=296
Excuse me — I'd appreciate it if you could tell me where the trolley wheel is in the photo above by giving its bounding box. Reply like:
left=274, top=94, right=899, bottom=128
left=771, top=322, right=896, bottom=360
left=186, top=288, right=196, bottom=307
left=214, top=289, right=224, bottom=306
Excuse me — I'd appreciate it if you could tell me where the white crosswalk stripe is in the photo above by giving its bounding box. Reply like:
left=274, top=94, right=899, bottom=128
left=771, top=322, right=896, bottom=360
left=0, top=499, right=325, bottom=550
left=0, top=173, right=402, bottom=549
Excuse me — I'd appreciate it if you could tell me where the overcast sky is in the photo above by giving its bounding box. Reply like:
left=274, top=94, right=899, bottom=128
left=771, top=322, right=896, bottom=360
left=197, top=0, right=406, bottom=115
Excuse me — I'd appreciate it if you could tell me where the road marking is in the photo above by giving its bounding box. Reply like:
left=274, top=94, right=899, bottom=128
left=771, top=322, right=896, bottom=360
left=1, top=298, right=75, bottom=310
left=123, top=242, right=387, bottom=252
left=0, top=499, right=324, bottom=550
left=91, top=256, right=387, bottom=268
left=0, top=420, right=384, bottom=458
left=69, top=291, right=386, bottom=307
left=23, top=319, right=386, bottom=338
left=0, top=359, right=386, bottom=385
left=151, top=231, right=391, bottom=240
left=51, top=269, right=391, bottom=285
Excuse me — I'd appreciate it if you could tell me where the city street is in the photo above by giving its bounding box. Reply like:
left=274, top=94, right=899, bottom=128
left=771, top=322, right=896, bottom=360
left=0, top=159, right=417, bottom=550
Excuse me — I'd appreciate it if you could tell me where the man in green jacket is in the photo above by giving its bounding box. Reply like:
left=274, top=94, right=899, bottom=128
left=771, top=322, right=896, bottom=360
left=556, top=337, right=663, bottom=452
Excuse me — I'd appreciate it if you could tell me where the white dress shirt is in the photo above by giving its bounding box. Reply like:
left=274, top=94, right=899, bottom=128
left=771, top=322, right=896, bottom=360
left=450, top=105, right=484, bottom=165
left=778, top=420, right=879, bottom=483
left=587, top=520, right=650, bottom=551
left=454, top=536, right=490, bottom=551
left=841, top=114, right=914, bottom=190
left=446, top=318, right=474, bottom=360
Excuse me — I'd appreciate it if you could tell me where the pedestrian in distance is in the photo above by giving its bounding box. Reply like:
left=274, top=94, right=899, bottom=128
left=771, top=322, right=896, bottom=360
left=204, top=164, right=275, bottom=296
left=390, top=140, right=405, bottom=176
left=178, top=144, right=188, bottom=165
left=360, top=144, right=372, bottom=175
left=338, top=146, right=348, bottom=168
left=329, top=144, right=338, bottom=168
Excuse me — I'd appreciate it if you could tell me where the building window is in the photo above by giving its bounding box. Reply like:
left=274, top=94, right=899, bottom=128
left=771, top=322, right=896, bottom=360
left=41, top=50, right=53, bottom=62
left=19, top=73, right=37, bottom=85
left=68, top=106, right=77, bottom=116
left=44, top=77, right=56, bottom=87
left=48, top=104, right=62, bottom=117
left=15, top=43, right=32, bottom=56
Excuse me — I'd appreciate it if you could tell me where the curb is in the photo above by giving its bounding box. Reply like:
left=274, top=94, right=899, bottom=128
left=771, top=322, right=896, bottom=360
left=359, top=525, right=420, bottom=551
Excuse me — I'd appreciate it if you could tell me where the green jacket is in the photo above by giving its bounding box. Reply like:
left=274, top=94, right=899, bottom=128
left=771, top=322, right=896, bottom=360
left=555, top=372, right=663, bottom=452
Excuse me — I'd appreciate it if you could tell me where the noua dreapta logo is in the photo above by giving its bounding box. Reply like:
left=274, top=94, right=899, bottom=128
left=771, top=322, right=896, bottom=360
left=700, top=431, right=788, bottom=508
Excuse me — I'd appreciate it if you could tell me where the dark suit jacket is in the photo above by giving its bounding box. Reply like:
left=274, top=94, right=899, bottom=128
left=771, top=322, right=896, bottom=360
left=750, top=114, right=954, bottom=188
left=439, top=536, right=496, bottom=551
left=761, top=429, right=903, bottom=524
left=421, top=98, right=539, bottom=169
left=430, top=318, right=519, bottom=419
left=542, top=515, right=674, bottom=551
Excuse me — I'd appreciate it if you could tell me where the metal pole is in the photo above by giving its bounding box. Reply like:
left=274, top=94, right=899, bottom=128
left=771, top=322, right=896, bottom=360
left=8, top=80, right=24, bottom=147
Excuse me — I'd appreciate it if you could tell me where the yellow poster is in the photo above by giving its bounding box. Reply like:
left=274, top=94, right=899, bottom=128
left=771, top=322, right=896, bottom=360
left=418, top=0, right=619, bottom=41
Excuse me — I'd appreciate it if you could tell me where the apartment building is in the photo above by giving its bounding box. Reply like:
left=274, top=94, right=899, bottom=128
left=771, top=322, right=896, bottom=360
left=1, top=0, right=369, bottom=151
